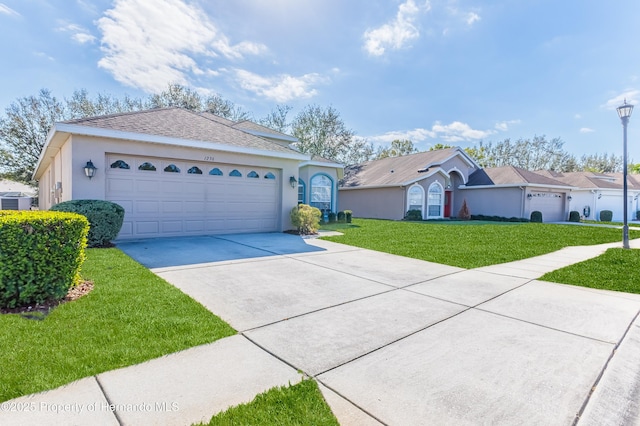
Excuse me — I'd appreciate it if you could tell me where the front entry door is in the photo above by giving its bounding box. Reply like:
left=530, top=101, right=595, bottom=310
left=444, top=191, right=452, bottom=217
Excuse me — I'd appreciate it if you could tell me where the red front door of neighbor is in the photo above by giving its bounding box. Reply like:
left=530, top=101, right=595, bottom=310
left=444, top=191, right=452, bottom=217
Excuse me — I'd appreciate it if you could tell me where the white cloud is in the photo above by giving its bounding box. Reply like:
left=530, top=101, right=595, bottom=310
left=603, top=90, right=639, bottom=110
left=579, top=127, right=595, bottom=133
left=34, top=51, right=55, bottom=61
left=369, top=120, right=494, bottom=144
left=494, top=119, right=521, bottom=131
left=574, top=113, right=582, bottom=119
left=234, top=69, right=329, bottom=102
left=0, top=3, right=19, bottom=16
left=58, top=23, right=96, bottom=44
left=96, top=0, right=267, bottom=93
left=465, top=12, right=480, bottom=26
left=363, top=0, right=431, bottom=57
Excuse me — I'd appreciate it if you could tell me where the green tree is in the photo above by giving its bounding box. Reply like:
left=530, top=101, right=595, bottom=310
left=258, top=104, right=292, bottom=133
left=579, top=153, right=623, bottom=173
left=629, top=163, right=640, bottom=174
left=0, top=89, right=66, bottom=183
left=375, top=139, right=419, bottom=159
left=429, top=143, right=453, bottom=151
left=290, top=104, right=372, bottom=165
left=66, top=89, right=144, bottom=119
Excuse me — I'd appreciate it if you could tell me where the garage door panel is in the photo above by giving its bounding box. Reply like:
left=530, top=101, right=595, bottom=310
left=530, top=192, right=565, bottom=222
left=106, top=154, right=280, bottom=239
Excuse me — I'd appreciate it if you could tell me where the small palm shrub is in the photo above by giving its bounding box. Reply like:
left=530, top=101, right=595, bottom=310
left=50, top=200, right=124, bottom=247
left=290, top=204, right=321, bottom=235
left=568, top=211, right=580, bottom=222
left=530, top=211, right=543, bottom=223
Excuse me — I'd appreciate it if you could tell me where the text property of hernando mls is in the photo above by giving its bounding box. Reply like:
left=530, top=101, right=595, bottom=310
left=1, top=401, right=180, bottom=414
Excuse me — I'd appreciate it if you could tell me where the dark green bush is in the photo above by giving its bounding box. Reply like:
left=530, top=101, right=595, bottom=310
left=50, top=200, right=124, bottom=247
left=404, top=210, right=423, bottom=221
left=290, top=204, right=321, bottom=235
left=328, top=212, right=337, bottom=223
left=569, top=211, right=580, bottom=222
left=0, top=211, right=89, bottom=309
left=470, top=214, right=529, bottom=223
left=599, top=210, right=613, bottom=222
left=345, top=210, right=352, bottom=223
left=636, top=211, right=640, bottom=221
left=337, top=211, right=346, bottom=222
left=530, top=211, right=543, bottom=223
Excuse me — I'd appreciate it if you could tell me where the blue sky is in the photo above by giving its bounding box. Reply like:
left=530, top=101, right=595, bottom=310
left=1, top=0, right=639, bottom=160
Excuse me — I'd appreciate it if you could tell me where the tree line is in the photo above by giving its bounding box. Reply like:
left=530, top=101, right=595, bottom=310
left=0, top=84, right=635, bottom=184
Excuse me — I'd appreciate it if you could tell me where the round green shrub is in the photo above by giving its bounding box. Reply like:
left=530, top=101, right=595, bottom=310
left=530, top=211, right=543, bottom=223
left=290, top=204, right=321, bottom=235
left=0, top=211, right=88, bottom=308
left=599, top=210, right=613, bottom=222
left=405, top=210, right=423, bottom=221
left=50, top=200, right=124, bottom=247
left=337, top=211, right=346, bottom=222
left=328, top=212, right=337, bottom=223
left=568, top=211, right=580, bottom=222
left=344, top=210, right=352, bottom=223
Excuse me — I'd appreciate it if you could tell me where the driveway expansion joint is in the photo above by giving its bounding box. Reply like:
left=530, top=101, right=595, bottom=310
left=93, top=375, right=123, bottom=426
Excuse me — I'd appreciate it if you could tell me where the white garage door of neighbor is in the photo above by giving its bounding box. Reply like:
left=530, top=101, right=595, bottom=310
left=106, top=155, right=280, bottom=239
left=529, top=192, right=565, bottom=222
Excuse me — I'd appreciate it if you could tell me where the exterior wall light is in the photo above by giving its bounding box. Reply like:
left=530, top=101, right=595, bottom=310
left=84, top=160, right=97, bottom=179
left=289, top=176, right=298, bottom=188
left=567, top=195, right=572, bottom=201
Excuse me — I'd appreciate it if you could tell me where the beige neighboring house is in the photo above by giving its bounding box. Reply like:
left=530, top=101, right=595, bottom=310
left=536, top=171, right=640, bottom=221
left=460, top=166, right=574, bottom=222
left=0, top=179, right=36, bottom=210
left=32, top=107, right=342, bottom=239
left=339, top=148, right=479, bottom=220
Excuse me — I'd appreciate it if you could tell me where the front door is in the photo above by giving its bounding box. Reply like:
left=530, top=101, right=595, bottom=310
left=444, top=191, right=452, bottom=217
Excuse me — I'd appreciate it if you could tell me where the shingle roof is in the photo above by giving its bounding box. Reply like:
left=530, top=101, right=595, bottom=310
left=535, top=170, right=640, bottom=190
left=63, top=108, right=301, bottom=155
left=231, top=120, right=294, bottom=139
left=341, top=148, right=472, bottom=188
left=467, top=166, right=570, bottom=187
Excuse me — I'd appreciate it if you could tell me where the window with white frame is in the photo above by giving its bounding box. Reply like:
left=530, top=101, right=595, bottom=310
left=310, top=174, right=332, bottom=211
left=407, top=185, right=424, bottom=213
left=427, top=182, right=443, bottom=218
left=298, top=179, right=306, bottom=204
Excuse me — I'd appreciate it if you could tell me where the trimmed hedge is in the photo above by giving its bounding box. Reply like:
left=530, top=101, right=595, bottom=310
left=0, top=211, right=89, bottom=308
left=530, top=211, right=543, bottom=223
left=328, top=212, right=337, bottom=223
left=599, top=210, right=613, bottom=222
left=470, top=214, right=529, bottom=223
left=50, top=200, right=124, bottom=247
left=337, top=211, right=346, bottom=222
left=290, top=204, right=321, bottom=235
left=344, top=210, right=352, bottom=223
left=405, top=210, right=423, bottom=221
left=568, top=211, right=580, bottom=222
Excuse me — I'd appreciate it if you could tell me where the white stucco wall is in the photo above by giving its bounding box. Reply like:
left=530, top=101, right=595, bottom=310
left=339, top=186, right=405, bottom=220
left=459, top=187, right=526, bottom=219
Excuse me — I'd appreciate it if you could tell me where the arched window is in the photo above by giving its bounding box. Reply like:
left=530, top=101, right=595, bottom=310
left=110, top=160, right=130, bottom=169
left=407, top=184, right=424, bottom=215
left=229, top=169, right=242, bottom=177
left=209, top=168, right=223, bottom=176
left=264, top=172, right=276, bottom=180
left=187, top=166, right=203, bottom=174
left=310, top=174, right=333, bottom=212
left=427, top=182, right=443, bottom=219
left=164, top=164, right=180, bottom=173
left=298, top=178, right=306, bottom=204
left=138, top=162, right=156, bottom=171
left=247, top=171, right=259, bottom=178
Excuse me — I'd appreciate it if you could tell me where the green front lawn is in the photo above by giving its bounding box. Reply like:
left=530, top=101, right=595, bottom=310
left=197, top=380, right=339, bottom=426
left=541, top=248, right=640, bottom=294
left=0, top=248, right=236, bottom=403
left=321, top=219, right=638, bottom=268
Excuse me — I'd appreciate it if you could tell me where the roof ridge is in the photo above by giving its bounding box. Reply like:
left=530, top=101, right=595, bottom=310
left=63, top=106, right=186, bottom=124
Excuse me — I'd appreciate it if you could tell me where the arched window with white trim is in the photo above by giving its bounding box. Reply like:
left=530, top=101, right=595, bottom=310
left=310, top=174, right=333, bottom=212
left=407, top=184, right=424, bottom=215
left=427, top=182, right=444, bottom=219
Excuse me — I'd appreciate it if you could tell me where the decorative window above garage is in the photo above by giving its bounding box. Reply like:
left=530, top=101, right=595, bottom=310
left=164, top=164, right=180, bottom=173
left=229, top=169, right=242, bottom=177
left=187, top=166, right=203, bottom=174
left=247, top=171, right=259, bottom=178
left=138, top=162, right=156, bottom=171
left=264, top=172, right=276, bottom=180
left=209, top=168, right=223, bottom=176
left=110, top=160, right=130, bottom=169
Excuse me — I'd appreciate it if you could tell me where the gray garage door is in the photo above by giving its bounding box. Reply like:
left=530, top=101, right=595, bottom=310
left=530, top=191, right=565, bottom=222
left=106, top=155, right=280, bottom=239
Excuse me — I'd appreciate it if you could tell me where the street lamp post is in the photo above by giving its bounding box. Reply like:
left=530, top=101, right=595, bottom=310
left=617, top=99, right=634, bottom=249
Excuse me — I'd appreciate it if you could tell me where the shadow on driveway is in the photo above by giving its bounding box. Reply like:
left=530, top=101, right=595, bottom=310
left=116, top=233, right=326, bottom=269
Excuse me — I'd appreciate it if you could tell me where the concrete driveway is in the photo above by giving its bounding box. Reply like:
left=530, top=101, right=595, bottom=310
left=115, top=233, right=640, bottom=425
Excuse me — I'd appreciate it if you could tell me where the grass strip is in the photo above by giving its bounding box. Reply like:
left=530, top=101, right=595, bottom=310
left=197, top=379, right=339, bottom=426
left=0, top=248, right=236, bottom=402
left=540, top=248, right=640, bottom=294
left=321, top=219, right=639, bottom=268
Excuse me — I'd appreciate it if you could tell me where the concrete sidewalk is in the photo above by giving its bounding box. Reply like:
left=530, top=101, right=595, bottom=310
left=3, top=234, right=640, bottom=425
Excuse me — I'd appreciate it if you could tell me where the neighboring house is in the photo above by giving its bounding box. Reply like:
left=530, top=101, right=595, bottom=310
left=536, top=171, right=640, bottom=221
left=32, top=108, right=342, bottom=239
left=339, top=148, right=479, bottom=220
left=460, top=166, right=574, bottom=222
left=0, top=179, right=36, bottom=210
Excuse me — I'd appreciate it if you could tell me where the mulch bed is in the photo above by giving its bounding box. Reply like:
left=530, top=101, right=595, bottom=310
left=0, top=280, right=94, bottom=319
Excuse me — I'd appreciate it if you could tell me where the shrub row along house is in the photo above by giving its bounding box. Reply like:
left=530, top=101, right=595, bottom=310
left=338, top=148, right=640, bottom=223
left=33, top=108, right=342, bottom=239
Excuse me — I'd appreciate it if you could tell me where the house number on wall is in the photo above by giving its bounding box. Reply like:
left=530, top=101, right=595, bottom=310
left=204, top=156, right=215, bottom=161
